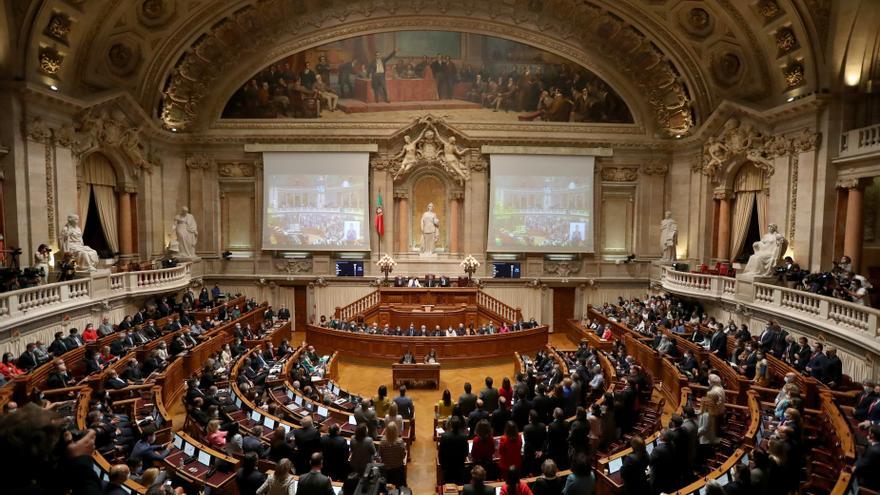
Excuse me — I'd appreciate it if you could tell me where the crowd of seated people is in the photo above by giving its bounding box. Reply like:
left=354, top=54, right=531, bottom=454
left=789, top=255, right=875, bottom=306
left=317, top=317, right=541, bottom=336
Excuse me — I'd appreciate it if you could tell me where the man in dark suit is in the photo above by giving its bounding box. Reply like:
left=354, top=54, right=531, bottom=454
left=399, top=348, right=416, bottom=364
left=439, top=416, right=469, bottom=484
left=805, top=342, right=828, bottom=380
left=856, top=426, right=880, bottom=490
left=293, top=416, right=323, bottom=474
left=46, top=360, right=71, bottom=389
left=824, top=347, right=843, bottom=387
left=243, top=426, right=268, bottom=457
left=458, top=382, right=478, bottom=417
left=236, top=452, right=267, bottom=495
left=393, top=386, right=414, bottom=419
left=320, top=424, right=350, bottom=482
left=367, top=50, right=397, bottom=103
left=17, top=343, right=39, bottom=370
left=532, top=384, right=554, bottom=422
left=678, top=350, right=698, bottom=377
left=479, top=376, right=500, bottom=412
left=48, top=332, right=68, bottom=356
left=467, top=399, right=489, bottom=437
left=142, top=321, right=160, bottom=339
left=490, top=397, right=512, bottom=436
left=522, top=410, right=548, bottom=476
left=122, top=359, right=143, bottom=382
left=511, top=390, right=532, bottom=430
left=546, top=407, right=570, bottom=469
left=649, top=429, right=678, bottom=495
left=296, top=453, right=335, bottom=495
left=105, top=370, right=128, bottom=390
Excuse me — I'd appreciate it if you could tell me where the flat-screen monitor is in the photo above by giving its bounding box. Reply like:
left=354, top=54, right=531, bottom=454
left=281, top=423, right=291, bottom=434
left=183, top=442, right=196, bottom=457
left=348, top=415, right=357, bottom=426
left=294, top=395, right=303, bottom=406
left=263, top=416, right=276, bottom=429
left=487, top=154, right=595, bottom=252
left=492, top=262, right=521, bottom=278
left=250, top=410, right=261, bottom=422
left=234, top=396, right=242, bottom=407
left=335, top=261, right=364, bottom=277
left=197, top=450, right=212, bottom=467
left=262, top=152, right=370, bottom=251
left=173, top=435, right=183, bottom=450
left=317, top=406, right=329, bottom=417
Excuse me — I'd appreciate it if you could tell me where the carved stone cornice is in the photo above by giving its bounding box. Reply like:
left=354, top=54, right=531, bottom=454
left=370, top=157, right=392, bottom=172
left=713, top=189, right=734, bottom=200
left=837, top=178, right=865, bottom=190
left=217, top=161, right=256, bottom=178
left=275, top=259, right=312, bottom=274
left=393, top=190, right=409, bottom=200
left=600, top=166, right=639, bottom=182
left=69, top=106, right=159, bottom=176
left=389, top=115, right=475, bottom=185
left=642, top=160, right=669, bottom=176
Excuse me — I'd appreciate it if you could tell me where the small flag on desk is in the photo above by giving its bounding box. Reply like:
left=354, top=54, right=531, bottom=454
left=375, top=194, right=385, bottom=236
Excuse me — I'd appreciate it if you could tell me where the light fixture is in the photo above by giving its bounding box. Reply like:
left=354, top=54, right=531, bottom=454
left=787, top=96, right=795, bottom=102
left=675, top=134, right=683, bottom=139
left=49, top=84, right=58, bottom=91
left=845, top=71, right=861, bottom=87
left=170, top=127, right=178, bottom=132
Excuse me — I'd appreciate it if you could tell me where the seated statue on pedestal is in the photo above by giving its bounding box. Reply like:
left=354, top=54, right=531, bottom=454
left=742, top=224, right=787, bottom=278
left=60, top=214, right=99, bottom=272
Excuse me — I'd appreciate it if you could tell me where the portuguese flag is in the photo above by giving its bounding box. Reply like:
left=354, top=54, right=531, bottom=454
left=375, top=193, right=385, bottom=236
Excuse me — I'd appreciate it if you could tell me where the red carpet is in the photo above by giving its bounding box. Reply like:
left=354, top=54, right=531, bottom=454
left=336, top=98, right=482, bottom=113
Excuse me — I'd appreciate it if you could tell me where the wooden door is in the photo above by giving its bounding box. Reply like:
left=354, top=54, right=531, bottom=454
left=552, top=287, right=575, bottom=332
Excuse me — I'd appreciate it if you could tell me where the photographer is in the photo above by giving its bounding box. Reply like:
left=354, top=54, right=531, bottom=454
left=33, top=244, right=51, bottom=284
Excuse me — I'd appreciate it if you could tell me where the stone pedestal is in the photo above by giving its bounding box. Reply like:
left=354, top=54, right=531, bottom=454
left=735, top=274, right=776, bottom=302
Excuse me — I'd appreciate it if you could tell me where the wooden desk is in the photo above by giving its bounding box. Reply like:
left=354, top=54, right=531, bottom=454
left=392, top=363, right=440, bottom=389
left=306, top=325, right=548, bottom=361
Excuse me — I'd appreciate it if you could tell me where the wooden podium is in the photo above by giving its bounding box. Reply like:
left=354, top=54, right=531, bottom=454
left=392, top=363, right=440, bottom=389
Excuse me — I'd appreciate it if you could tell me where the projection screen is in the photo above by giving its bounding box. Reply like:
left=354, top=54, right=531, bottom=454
left=262, top=152, right=370, bottom=251
left=487, top=154, right=595, bottom=252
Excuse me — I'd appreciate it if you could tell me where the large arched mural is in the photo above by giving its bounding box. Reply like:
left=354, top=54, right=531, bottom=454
left=221, top=30, right=634, bottom=124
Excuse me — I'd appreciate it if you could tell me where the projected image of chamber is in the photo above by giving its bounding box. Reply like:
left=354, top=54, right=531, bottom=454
left=263, top=152, right=370, bottom=250
left=488, top=155, right=595, bottom=252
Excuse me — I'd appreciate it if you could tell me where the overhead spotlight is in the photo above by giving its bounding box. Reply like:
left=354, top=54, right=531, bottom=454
left=170, top=127, right=178, bottom=132
left=221, top=250, right=232, bottom=260
left=787, top=96, right=795, bottom=102
left=675, top=134, right=683, bottom=139
left=49, top=84, right=59, bottom=91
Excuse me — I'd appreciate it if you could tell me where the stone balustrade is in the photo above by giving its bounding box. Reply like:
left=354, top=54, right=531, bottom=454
left=659, top=266, right=880, bottom=353
left=0, top=263, right=194, bottom=331
left=839, top=122, right=880, bottom=158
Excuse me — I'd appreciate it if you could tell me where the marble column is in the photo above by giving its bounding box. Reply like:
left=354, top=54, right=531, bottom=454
left=842, top=179, right=866, bottom=272
left=117, top=188, right=134, bottom=256
left=449, top=192, right=463, bottom=253
left=715, top=191, right=732, bottom=261
left=395, top=192, right=409, bottom=253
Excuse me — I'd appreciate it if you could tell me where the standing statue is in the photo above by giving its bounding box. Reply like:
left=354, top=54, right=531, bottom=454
left=172, top=206, right=199, bottom=259
left=60, top=214, right=99, bottom=271
left=742, top=224, right=788, bottom=277
left=660, top=211, right=678, bottom=262
left=420, top=202, right=440, bottom=256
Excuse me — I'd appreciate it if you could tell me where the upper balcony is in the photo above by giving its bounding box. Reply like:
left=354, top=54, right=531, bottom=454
left=656, top=265, right=880, bottom=355
left=839, top=123, right=880, bottom=161
left=0, top=262, right=197, bottom=331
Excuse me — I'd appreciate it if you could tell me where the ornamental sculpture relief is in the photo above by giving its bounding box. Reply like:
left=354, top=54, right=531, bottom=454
left=390, top=115, right=475, bottom=185
left=64, top=107, right=159, bottom=175
left=600, top=167, right=639, bottom=182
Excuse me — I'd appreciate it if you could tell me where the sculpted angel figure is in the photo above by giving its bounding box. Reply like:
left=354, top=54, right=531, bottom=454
left=436, top=132, right=470, bottom=183
left=392, top=127, right=428, bottom=180
left=704, top=136, right=728, bottom=178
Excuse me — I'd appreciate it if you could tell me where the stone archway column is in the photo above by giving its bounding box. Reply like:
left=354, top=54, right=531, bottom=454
left=116, top=184, right=136, bottom=257
left=395, top=191, right=409, bottom=253
left=715, top=190, right=733, bottom=261
left=449, top=191, right=463, bottom=253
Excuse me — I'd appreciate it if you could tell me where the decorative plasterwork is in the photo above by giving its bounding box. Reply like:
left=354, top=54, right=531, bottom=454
left=24, top=117, right=52, bottom=143
left=157, top=1, right=695, bottom=137
left=62, top=106, right=160, bottom=176
left=544, top=261, right=581, bottom=277
left=600, top=166, right=639, bottom=182
left=184, top=154, right=212, bottom=170
left=38, top=46, right=64, bottom=75
left=387, top=115, right=476, bottom=185
left=642, top=160, right=669, bottom=176
left=275, top=259, right=313, bottom=274
left=217, top=161, right=256, bottom=178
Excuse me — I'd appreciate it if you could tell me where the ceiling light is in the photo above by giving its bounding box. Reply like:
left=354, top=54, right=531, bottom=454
left=787, top=96, right=795, bottom=102
left=675, top=134, right=683, bottom=139
left=170, top=127, right=177, bottom=132
left=845, top=72, right=861, bottom=87
left=49, top=84, right=58, bottom=91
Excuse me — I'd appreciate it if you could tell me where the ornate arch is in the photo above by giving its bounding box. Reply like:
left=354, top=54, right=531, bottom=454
left=155, top=1, right=698, bottom=136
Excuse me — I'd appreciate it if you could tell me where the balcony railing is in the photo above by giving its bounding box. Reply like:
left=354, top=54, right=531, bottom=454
left=659, top=266, right=880, bottom=351
left=0, top=263, right=193, bottom=331
left=839, top=123, right=880, bottom=158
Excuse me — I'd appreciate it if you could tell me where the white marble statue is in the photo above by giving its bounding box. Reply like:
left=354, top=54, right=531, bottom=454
left=392, top=128, right=428, bottom=180
left=172, top=206, right=199, bottom=259
left=60, top=214, right=99, bottom=271
left=420, top=202, right=440, bottom=256
left=660, top=211, right=678, bottom=262
left=742, top=224, right=788, bottom=277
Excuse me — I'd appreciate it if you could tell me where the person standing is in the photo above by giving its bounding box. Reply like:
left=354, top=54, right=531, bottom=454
left=368, top=50, right=396, bottom=103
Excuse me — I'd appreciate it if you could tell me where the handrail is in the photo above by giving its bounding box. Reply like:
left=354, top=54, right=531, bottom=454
left=0, top=262, right=193, bottom=330
left=334, top=289, right=380, bottom=321
left=475, top=290, right=523, bottom=323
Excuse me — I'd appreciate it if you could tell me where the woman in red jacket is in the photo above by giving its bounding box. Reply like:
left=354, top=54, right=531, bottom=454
left=499, top=377, right=514, bottom=409
left=497, top=421, right=522, bottom=474
left=499, top=466, right=533, bottom=495
left=81, top=323, right=99, bottom=343
left=0, top=352, right=24, bottom=380
left=471, top=419, right=496, bottom=474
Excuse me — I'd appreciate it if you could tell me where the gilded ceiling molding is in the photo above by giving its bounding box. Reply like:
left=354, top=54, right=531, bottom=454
left=157, top=0, right=696, bottom=137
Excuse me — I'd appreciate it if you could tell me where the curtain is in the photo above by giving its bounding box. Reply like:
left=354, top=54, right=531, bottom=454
left=729, top=192, right=755, bottom=260
left=730, top=164, right=766, bottom=259
left=78, top=185, right=91, bottom=230
left=81, top=153, right=118, bottom=186
left=92, top=185, right=119, bottom=253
